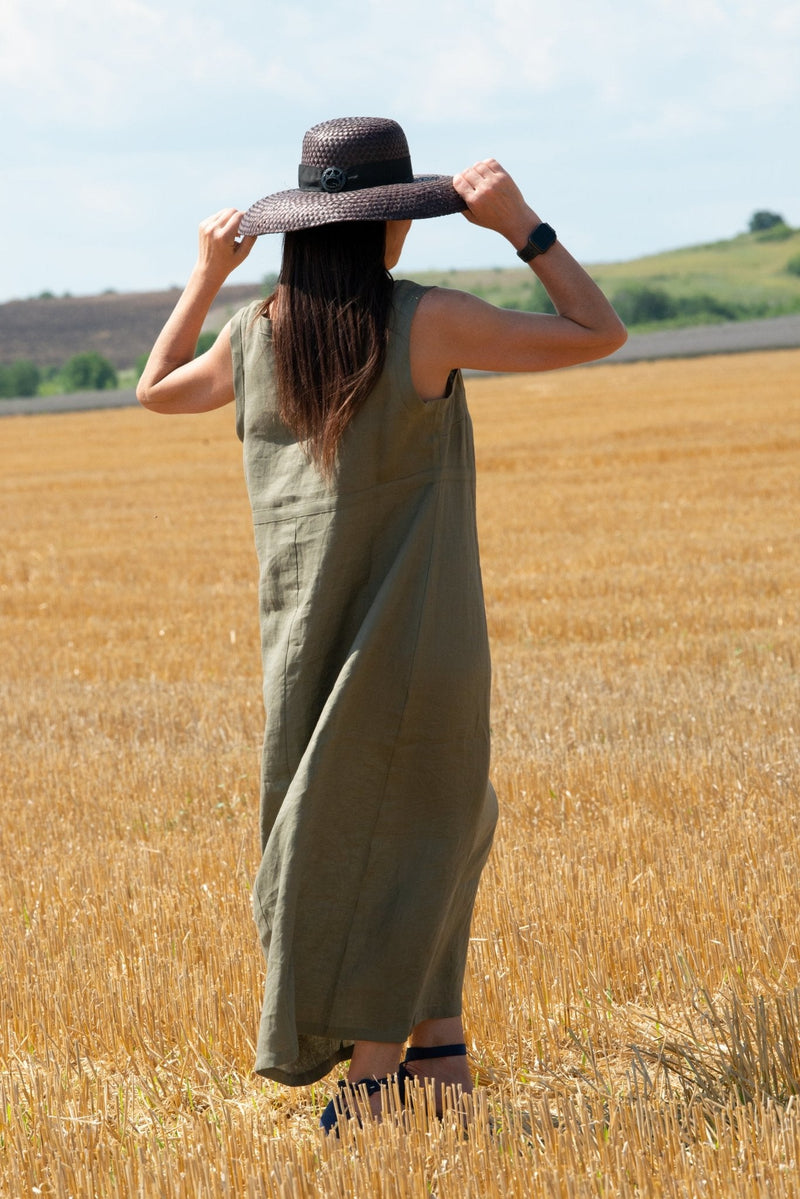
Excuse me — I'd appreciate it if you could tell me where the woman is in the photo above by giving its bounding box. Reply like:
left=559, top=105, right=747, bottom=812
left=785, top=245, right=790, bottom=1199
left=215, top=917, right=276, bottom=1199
left=138, top=117, right=626, bottom=1132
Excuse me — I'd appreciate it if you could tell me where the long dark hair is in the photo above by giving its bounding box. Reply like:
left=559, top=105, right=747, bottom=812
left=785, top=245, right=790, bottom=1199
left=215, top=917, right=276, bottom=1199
left=261, top=220, right=393, bottom=475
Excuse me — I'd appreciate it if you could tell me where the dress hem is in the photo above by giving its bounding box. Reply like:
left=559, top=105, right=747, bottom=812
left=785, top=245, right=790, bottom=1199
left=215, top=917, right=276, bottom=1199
left=254, top=1005, right=464, bottom=1087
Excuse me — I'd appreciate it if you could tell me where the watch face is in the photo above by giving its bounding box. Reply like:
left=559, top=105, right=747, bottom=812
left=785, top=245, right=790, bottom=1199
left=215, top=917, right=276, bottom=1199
left=517, top=223, right=557, bottom=261
left=531, top=223, right=556, bottom=252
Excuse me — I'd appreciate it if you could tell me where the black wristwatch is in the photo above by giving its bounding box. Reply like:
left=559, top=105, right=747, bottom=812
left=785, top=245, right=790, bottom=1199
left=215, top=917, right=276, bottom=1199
left=516, top=222, right=557, bottom=262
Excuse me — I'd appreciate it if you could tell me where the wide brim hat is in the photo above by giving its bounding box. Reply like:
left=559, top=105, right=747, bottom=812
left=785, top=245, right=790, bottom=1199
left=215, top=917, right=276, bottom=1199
left=239, top=116, right=466, bottom=236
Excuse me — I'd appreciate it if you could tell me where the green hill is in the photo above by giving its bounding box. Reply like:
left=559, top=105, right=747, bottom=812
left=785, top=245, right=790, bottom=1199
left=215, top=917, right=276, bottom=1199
left=412, top=223, right=800, bottom=331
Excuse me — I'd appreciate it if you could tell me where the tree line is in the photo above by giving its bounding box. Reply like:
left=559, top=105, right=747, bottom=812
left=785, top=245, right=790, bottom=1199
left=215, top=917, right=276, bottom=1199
left=0, top=332, right=220, bottom=401
left=0, top=351, right=118, bottom=399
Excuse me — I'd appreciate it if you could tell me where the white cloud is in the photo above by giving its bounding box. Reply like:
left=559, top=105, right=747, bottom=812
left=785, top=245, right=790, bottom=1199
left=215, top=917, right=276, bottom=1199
left=1, top=0, right=294, bottom=132
left=4, top=0, right=798, bottom=137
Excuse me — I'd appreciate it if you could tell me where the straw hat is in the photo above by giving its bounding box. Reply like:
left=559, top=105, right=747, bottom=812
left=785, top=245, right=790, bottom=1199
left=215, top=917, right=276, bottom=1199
left=239, top=116, right=466, bottom=235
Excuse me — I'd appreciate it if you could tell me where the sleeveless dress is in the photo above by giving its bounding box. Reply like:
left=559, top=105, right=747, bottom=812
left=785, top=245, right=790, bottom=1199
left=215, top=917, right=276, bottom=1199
left=230, top=279, right=498, bottom=1086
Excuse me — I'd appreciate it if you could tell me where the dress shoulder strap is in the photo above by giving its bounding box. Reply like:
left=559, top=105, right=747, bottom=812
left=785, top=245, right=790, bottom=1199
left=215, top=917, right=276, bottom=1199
left=389, top=278, right=431, bottom=340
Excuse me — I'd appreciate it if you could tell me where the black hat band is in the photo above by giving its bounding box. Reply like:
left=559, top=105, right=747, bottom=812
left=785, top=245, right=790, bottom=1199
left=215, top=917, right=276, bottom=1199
left=298, top=156, right=414, bottom=194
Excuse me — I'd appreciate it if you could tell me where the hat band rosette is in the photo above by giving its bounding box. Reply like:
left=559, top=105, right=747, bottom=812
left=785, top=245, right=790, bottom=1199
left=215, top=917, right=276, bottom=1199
left=298, top=157, right=415, bottom=194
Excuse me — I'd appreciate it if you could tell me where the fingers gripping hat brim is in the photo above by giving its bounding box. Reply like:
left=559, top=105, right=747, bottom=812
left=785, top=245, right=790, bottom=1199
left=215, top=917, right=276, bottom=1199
left=239, top=117, right=466, bottom=235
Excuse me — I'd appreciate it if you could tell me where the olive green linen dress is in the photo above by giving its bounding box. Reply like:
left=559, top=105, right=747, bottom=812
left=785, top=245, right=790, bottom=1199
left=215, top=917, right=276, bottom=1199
left=231, top=280, right=498, bottom=1087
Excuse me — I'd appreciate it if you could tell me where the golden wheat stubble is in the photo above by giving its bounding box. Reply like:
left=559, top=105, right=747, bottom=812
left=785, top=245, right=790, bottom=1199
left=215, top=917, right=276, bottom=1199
left=1, top=349, right=799, bottom=1195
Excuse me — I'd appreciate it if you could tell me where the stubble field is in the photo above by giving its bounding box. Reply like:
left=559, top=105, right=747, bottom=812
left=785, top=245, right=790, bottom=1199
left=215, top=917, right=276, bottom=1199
left=2, top=349, right=799, bottom=1196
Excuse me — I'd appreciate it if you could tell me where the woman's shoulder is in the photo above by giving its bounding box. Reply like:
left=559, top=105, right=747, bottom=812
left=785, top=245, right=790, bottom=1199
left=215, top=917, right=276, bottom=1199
left=390, top=278, right=473, bottom=334
left=397, top=282, right=485, bottom=338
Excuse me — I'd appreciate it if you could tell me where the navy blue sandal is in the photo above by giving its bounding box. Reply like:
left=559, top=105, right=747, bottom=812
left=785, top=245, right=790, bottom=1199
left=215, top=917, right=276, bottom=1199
left=399, top=1043, right=469, bottom=1114
left=320, top=1071, right=407, bottom=1135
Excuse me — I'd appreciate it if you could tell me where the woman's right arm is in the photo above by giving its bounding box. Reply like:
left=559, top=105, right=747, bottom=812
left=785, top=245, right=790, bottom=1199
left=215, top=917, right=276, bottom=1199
left=411, top=160, right=627, bottom=398
left=137, top=209, right=255, bottom=414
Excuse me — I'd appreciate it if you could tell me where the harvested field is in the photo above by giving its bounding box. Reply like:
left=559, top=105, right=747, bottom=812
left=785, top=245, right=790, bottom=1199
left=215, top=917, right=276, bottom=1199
left=2, top=350, right=799, bottom=1196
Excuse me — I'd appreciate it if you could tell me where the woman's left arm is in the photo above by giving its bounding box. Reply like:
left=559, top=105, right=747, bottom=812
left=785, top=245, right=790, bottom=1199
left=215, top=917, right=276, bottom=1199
left=137, top=208, right=256, bottom=414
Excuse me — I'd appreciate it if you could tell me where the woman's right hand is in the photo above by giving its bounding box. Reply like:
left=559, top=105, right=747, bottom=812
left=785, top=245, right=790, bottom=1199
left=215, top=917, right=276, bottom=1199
left=136, top=208, right=255, bottom=414
left=453, top=160, right=539, bottom=251
left=196, top=208, right=257, bottom=286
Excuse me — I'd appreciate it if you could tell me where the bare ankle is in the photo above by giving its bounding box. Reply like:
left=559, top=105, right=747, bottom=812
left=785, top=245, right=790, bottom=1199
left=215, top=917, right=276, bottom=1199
left=408, top=1016, right=465, bottom=1049
left=348, top=1038, right=404, bottom=1082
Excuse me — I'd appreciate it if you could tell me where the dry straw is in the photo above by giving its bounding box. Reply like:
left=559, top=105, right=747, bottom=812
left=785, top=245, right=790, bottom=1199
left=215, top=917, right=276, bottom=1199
left=2, top=348, right=800, bottom=1196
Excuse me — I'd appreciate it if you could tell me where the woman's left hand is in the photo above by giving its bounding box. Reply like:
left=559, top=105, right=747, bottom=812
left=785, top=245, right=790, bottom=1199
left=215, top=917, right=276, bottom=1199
left=197, top=208, right=257, bottom=285
left=453, top=160, right=537, bottom=248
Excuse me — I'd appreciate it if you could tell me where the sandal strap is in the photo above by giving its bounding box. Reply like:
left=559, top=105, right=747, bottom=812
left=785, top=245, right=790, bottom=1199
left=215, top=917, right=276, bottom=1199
left=345, top=1071, right=407, bottom=1101
left=323, top=1071, right=406, bottom=1134
left=345, top=1075, right=386, bottom=1097
left=403, top=1042, right=467, bottom=1063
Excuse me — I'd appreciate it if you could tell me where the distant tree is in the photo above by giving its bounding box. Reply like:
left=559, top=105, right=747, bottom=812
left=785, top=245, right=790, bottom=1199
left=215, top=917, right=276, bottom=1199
left=502, top=277, right=556, bottom=315
left=0, top=360, right=41, bottom=398
left=611, top=285, right=676, bottom=326
left=748, top=211, right=785, bottom=233
left=61, top=351, right=118, bottom=392
left=135, top=351, right=150, bottom=379
left=195, top=331, right=218, bottom=356
left=10, top=360, right=41, bottom=397
left=673, top=293, right=740, bottom=321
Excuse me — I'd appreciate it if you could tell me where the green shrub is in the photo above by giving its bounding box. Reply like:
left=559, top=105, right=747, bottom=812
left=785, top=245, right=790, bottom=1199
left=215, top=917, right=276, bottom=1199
left=195, top=331, right=218, bottom=356
left=500, top=278, right=556, bottom=315
left=786, top=254, right=800, bottom=278
left=61, top=352, right=118, bottom=392
left=673, top=293, right=740, bottom=321
left=0, top=360, right=42, bottom=399
left=754, top=222, right=793, bottom=242
left=611, top=285, right=676, bottom=326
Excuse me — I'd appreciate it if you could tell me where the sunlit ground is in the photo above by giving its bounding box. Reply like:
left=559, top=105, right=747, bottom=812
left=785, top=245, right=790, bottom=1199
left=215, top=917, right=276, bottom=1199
left=2, top=350, right=799, bottom=1196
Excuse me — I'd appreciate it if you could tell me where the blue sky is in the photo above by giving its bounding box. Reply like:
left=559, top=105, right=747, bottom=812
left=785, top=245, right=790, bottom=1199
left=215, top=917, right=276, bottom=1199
left=2, top=0, right=798, bottom=301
